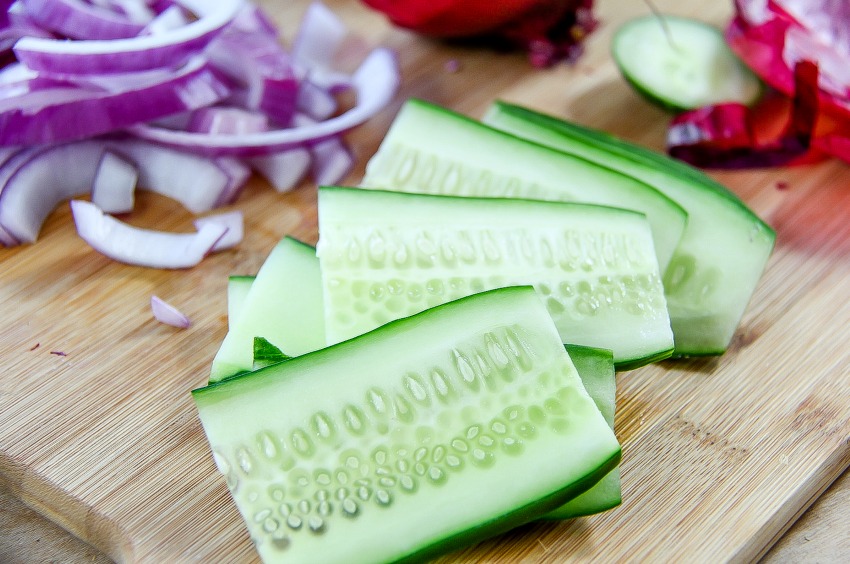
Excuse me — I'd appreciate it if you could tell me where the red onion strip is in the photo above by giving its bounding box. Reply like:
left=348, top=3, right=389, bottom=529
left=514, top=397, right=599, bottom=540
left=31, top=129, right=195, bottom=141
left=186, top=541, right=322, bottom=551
left=13, top=0, right=242, bottom=74
left=70, top=199, right=227, bottom=268
left=90, top=150, right=137, bottom=214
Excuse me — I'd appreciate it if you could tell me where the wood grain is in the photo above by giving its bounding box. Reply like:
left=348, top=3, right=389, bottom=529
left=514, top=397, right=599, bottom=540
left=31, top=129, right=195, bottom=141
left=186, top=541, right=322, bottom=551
left=1, top=0, right=848, bottom=562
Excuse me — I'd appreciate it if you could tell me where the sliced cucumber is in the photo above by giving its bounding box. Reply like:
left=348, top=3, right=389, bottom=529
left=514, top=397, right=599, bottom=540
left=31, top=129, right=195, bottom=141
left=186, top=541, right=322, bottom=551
left=193, top=286, right=621, bottom=564
left=318, top=186, right=673, bottom=369
left=612, top=14, right=762, bottom=111
left=546, top=344, right=620, bottom=519
left=209, top=237, right=325, bottom=383
left=226, top=275, right=255, bottom=329
left=227, top=246, right=622, bottom=519
left=361, top=98, right=687, bottom=272
left=483, top=102, right=775, bottom=355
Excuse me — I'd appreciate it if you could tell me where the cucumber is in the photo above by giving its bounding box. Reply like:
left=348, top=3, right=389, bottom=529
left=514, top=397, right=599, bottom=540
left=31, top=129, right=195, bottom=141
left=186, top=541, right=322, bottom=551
left=482, top=102, right=775, bottom=356
left=209, top=237, right=325, bottom=383
left=361, top=98, right=687, bottom=272
left=227, top=275, right=255, bottom=329
left=317, top=186, right=673, bottom=369
left=546, top=345, right=620, bottom=519
left=227, top=248, right=622, bottom=520
left=192, top=286, right=621, bottom=563
left=612, top=14, right=762, bottom=111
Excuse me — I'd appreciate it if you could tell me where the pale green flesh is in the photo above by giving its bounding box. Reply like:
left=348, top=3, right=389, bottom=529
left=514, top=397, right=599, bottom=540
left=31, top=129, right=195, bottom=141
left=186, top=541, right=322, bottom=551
left=318, top=187, right=673, bottom=369
left=228, top=253, right=621, bottom=519
left=361, top=99, right=686, bottom=273
left=612, top=15, right=762, bottom=111
left=546, top=345, right=620, bottom=519
left=209, top=237, right=326, bottom=383
left=193, top=287, right=621, bottom=564
left=226, top=276, right=255, bottom=330
left=483, top=102, right=775, bottom=355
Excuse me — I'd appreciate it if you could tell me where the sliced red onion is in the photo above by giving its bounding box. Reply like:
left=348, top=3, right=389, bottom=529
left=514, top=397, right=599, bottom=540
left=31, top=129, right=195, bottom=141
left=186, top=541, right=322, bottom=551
left=140, top=4, right=189, bottom=36
left=249, top=147, right=311, bottom=192
left=20, top=0, right=147, bottom=40
left=296, top=78, right=339, bottom=121
left=0, top=223, right=18, bottom=246
left=292, top=113, right=354, bottom=185
left=70, top=199, right=227, bottom=268
left=310, top=135, right=354, bottom=185
left=0, top=141, right=105, bottom=242
left=13, top=0, right=242, bottom=75
left=91, top=150, right=137, bottom=213
left=204, top=13, right=299, bottom=126
left=128, top=47, right=401, bottom=156
left=193, top=209, right=243, bottom=251
left=106, top=138, right=242, bottom=213
left=291, top=1, right=352, bottom=90
left=151, top=295, right=192, bottom=328
left=187, top=106, right=269, bottom=135
left=0, top=56, right=231, bottom=146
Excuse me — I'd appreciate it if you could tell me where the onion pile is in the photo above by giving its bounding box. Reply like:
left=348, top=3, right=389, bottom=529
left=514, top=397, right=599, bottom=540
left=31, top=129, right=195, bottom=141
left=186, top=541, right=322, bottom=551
left=0, top=0, right=400, bottom=267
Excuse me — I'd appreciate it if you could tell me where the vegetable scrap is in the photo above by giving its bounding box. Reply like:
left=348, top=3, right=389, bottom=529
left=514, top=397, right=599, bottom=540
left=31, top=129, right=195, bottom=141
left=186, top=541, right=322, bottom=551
left=361, top=0, right=597, bottom=67
left=151, top=295, right=192, bottom=329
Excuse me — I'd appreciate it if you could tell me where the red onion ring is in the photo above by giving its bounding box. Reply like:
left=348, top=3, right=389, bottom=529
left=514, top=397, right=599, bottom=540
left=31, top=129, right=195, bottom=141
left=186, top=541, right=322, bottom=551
left=13, top=0, right=242, bottom=74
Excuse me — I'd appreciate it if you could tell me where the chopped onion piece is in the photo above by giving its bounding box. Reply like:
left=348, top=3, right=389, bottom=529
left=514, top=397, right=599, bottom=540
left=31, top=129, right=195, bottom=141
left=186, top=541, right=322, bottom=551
left=150, top=295, right=191, bottom=328
left=0, top=141, right=105, bottom=242
left=310, top=136, right=354, bottom=185
left=187, top=106, right=269, bottom=135
left=141, top=4, right=190, bottom=36
left=13, top=0, right=242, bottom=74
left=128, top=47, right=401, bottom=156
left=193, top=209, right=243, bottom=251
left=106, top=139, right=240, bottom=213
left=70, top=199, right=227, bottom=268
left=91, top=150, right=137, bottom=214
left=249, top=147, right=311, bottom=192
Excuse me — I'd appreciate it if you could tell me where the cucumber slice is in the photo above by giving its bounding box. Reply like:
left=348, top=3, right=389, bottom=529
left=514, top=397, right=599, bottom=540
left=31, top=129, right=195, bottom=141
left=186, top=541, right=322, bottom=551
left=361, top=98, right=687, bottom=273
left=227, top=249, right=622, bottom=519
left=318, top=186, right=673, bottom=369
left=226, top=275, right=255, bottom=329
left=209, top=237, right=325, bottom=383
left=482, top=102, right=775, bottom=355
left=546, top=345, right=620, bottom=519
left=193, top=286, right=621, bottom=563
left=612, top=15, right=762, bottom=111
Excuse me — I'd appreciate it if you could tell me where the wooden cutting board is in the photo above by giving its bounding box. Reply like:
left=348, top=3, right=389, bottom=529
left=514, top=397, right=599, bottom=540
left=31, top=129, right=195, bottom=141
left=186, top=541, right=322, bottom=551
left=1, top=1, right=848, bottom=562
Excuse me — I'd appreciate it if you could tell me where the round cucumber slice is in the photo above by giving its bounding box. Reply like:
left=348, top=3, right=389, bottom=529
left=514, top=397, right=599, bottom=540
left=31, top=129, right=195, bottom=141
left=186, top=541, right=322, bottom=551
left=612, top=14, right=762, bottom=112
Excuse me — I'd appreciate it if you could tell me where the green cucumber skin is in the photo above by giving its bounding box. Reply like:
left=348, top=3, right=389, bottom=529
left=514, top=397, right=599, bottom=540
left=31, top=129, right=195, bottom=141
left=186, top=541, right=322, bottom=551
left=194, top=287, right=621, bottom=564
left=361, top=98, right=687, bottom=274
left=612, top=15, right=763, bottom=112
left=318, top=186, right=674, bottom=370
left=483, top=102, right=775, bottom=356
left=545, top=345, right=620, bottom=519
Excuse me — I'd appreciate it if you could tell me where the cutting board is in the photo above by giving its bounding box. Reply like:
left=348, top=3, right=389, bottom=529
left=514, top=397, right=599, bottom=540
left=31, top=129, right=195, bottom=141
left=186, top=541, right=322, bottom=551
left=1, top=1, right=848, bottom=562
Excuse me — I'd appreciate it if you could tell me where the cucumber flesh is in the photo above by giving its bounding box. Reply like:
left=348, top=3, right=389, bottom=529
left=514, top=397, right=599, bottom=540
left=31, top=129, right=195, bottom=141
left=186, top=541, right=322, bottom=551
left=209, top=237, right=325, bottom=383
left=318, top=186, right=674, bottom=369
left=193, top=286, right=621, bottom=563
left=228, top=248, right=622, bottom=519
left=483, top=102, right=775, bottom=355
left=545, top=345, right=620, bottom=519
left=361, top=98, right=687, bottom=273
left=612, top=14, right=762, bottom=111
left=226, top=275, right=255, bottom=330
